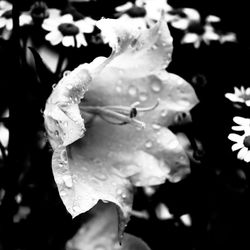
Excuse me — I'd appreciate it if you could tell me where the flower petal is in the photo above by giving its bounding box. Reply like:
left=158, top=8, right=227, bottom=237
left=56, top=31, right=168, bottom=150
left=66, top=202, right=151, bottom=249
left=44, top=65, right=91, bottom=149
left=62, top=36, right=75, bottom=47
left=45, top=30, right=63, bottom=45
left=231, top=142, right=243, bottom=151
left=228, top=133, right=242, bottom=143
left=233, top=116, right=250, bottom=126
left=225, top=93, right=243, bottom=103
left=75, top=18, right=95, bottom=33
left=237, top=147, right=248, bottom=160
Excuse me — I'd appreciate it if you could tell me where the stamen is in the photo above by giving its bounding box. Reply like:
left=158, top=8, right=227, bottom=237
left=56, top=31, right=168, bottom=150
left=80, top=99, right=159, bottom=129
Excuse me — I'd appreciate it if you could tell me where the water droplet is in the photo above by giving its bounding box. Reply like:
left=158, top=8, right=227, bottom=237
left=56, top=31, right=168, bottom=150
left=93, top=172, right=107, bottom=181
left=60, top=150, right=68, bottom=163
left=72, top=205, right=81, bottom=213
left=116, top=84, right=122, bottom=93
left=52, top=83, right=57, bottom=89
left=63, top=70, right=71, bottom=77
left=60, top=191, right=67, bottom=196
left=128, top=85, right=138, bottom=97
left=62, top=175, right=73, bottom=188
left=151, top=81, right=162, bottom=92
left=168, top=140, right=179, bottom=149
left=162, top=42, right=167, bottom=47
left=121, top=193, right=127, bottom=199
left=151, top=45, right=158, bottom=50
left=161, top=109, right=168, bottom=117
left=152, top=124, right=161, bottom=131
left=145, top=140, right=153, bottom=149
left=139, top=91, right=148, bottom=101
left=116, top=188, right=123, bottom=195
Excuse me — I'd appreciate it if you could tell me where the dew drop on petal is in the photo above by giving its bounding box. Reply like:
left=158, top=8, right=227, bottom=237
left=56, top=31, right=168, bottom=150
left=168, top=140, right=179, bottom=149
left=152, top=124, right=161, bottom=131
left=116, top=84, right=122, bottom=93
left=72, top=204, right=81, bottom=213
left=151, top=81, right=162, bottom=92
left=128, top=85, right=138, bottom=97
left=116, top=188, right=123, bottom=195
left=60, top=190, right=67, bottom=196
left=52, top=83, right=57, bottom=89
left=63, top=70, right=71, bottom=77
left=60, top=149, right=68, bottom=163
left=93, top=171, right=107, bottom=181
left=62, top=175, right=73, bottom=188
left=145, top=140, right=153, bottom=149
left=139, top=91, right=148, bottom=101
left=161, top=109, right=168, bottom=117
left=151, top=45, right=158, bottom=50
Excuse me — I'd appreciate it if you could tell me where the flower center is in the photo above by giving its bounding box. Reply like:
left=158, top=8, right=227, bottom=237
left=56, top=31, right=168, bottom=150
left=30, top=1, right=49, bottom=21
left=127, top=6, right=146, bottom=17
left=58, top=23, right=79, bottom=36
left=243, top=136, right=250, bottom=149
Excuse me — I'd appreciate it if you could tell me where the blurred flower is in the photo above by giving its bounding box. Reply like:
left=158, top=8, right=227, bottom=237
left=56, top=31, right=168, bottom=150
left=30, top=1, right=49, bottom=24
left=180, top=214, right=192, bottom=226
left=225, top=86, right=250, bottom=106
left=0, top=3, right=32, bottom=40
left=13, top=206, right=31, bottom=223
left=181, top=15, right=220, bottom=48
left=155, top=203, right=173, bottom=220
left=228, top=116, right=250, bottom=162
left=114, top=0, right=175, bottom=29
left=0, top=0, right=11, bottom=16
left=219, top=32, right=237, bottom=44
left=42, top=14, right=95, bottom=47
left=168, top=8, right=200, bottom=30
left=44, top=15, right=198, bottom=236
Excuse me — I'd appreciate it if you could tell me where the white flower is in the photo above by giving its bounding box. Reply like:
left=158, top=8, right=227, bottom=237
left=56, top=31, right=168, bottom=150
left=228, top=116, right=250, bottom=162
left=170, top=8, right=200, bottom=30
left=225, top=86, right=250, bottom=106
left=42, top=14, right=96, bottom=47
left=0, top=3, right=32, bottom=40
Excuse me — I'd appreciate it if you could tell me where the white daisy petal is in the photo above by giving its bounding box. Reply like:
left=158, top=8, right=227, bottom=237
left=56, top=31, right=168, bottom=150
left=232, top=125, right=245, bottom=131
left=75, top=33, right=87, bottom=47
left=246, top=88, right=250, bottom=95
left=42, top=19, right=59, bottom=31
left=62, top=36, right=74, bottom=47
left=48, top=8, right=61, bottom=19
left=237, top=147, right=248, bottom=160
left=206, top=15, right=221, bottom=23
left=228, top=133, right=242, bottom=143
left=233, top=116, right=250, bottom=126
left=171, top=18, right=190, bottom=30
left=5, top=19, right=13, bottom=31
left=181, top=33, right=199, bottom=44
left=46, top=30, right=63, bottom=45
left=60, top=14, right=73, bottom=24
left=225, top=93, right=243, bottom=102
left=115, top=2, right=133, bottom=12
left=244, top=151, right=250, bottom=162
left=246, top=100, right=250, bottom=107
left=232, top=142, right=243, bottom=151
left=234, top=87, right=241, bottom=95
left=76, top=19, right=94, bottom=33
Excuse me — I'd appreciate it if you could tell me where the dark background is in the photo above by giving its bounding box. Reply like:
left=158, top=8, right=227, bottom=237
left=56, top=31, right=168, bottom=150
left=1, top=0, right=250, bottom=250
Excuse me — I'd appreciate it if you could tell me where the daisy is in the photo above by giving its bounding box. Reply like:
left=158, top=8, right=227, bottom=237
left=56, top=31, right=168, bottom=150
left=225, top=86, right=250, bottom=106
left=228, top=116, right=250, bottom=162
left=181, top=15, right=221, bottom=48
left=42, top=13, right=96, bottom=48
left=0, top=1, right=32, bottom=40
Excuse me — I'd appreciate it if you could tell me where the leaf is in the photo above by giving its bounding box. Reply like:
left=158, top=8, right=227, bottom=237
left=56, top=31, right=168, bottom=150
left=44, top=16, right=199, bottom=239
left=66, top=201, right=151, bottom=250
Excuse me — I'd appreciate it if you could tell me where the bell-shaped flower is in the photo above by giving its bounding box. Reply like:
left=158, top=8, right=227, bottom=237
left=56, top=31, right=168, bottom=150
left=44, top=15, right=198, bottom=237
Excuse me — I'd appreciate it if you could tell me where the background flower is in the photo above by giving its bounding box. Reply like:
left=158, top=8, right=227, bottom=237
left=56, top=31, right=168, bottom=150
left=42, top=13, right=95, bottom=47
left=44, top=15, right=198, bottom=238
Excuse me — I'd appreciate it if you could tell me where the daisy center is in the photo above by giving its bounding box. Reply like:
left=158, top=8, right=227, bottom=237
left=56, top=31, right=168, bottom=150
left=243, top=136, right=250, bottom=149
left=127, top=6, right=146, bottom=17
left=58, top=23, right=79, bottom=36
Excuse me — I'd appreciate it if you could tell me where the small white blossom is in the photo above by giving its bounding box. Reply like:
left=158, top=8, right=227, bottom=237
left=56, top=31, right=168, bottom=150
left=228, top=116, right=250, bottom=162
left=225, top=86, right=250, bottom=106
